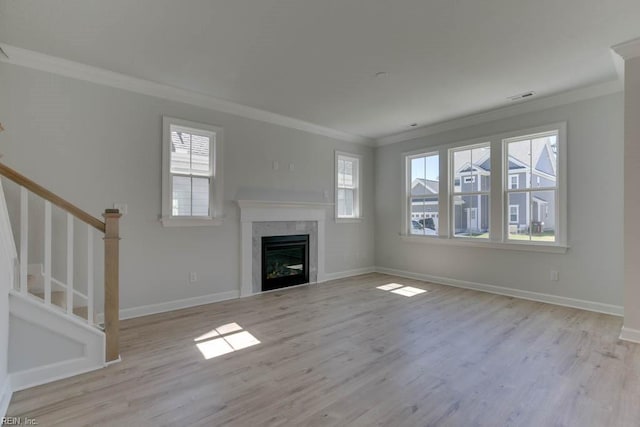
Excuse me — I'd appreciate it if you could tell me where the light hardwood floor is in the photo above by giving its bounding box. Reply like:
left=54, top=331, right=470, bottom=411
left=7, top=274, right=640, bottom=426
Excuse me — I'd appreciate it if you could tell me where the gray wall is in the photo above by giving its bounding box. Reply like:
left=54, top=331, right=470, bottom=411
left=624, top=56, right=640, bottom=330
left=375, top=93, right=624, bottom=306
left=0, top=62, right=375, bottom=311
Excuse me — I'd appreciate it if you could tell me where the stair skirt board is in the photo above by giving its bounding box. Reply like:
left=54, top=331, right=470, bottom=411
left=10, top=358, right=106, bottom=392
left=8, top=291, right=105, bottom=391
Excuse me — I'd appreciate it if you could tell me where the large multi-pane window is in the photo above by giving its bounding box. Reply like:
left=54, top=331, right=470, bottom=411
left=407, top=152, right=439, bottom=235
left=336, top=152, right=361, bottom=219
left=504, top=130, right=558, bottom=242
left=402, top=123, right=565, bottom=249
left=162, top=117, right=223, bottom=225
left=451, top=144, right=491, bottom=238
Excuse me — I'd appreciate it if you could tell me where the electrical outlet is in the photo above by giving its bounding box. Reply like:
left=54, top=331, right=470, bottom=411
left=272, top=161, right=279, bottom=170
left=189, top=272, right=198, bottom=283
left=289, top=162, right=295, bottom=171
left=550, top=270, right=559, bottom=281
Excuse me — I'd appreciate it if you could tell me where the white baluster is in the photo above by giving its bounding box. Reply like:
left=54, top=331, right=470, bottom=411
left=19, top=187, right=28, bottom=294
left=44, top=201, right=52, bottom=305
left=66, top=213, right=74, bottom=315
left=87, top=225, right=94, bottom=324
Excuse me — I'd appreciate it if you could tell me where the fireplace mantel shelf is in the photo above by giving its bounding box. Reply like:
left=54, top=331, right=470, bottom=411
left=237, top=200, right=329, bottom=224
left=236, top=200, right=333, bottom=209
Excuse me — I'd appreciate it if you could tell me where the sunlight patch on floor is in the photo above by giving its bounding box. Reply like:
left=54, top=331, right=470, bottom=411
left=390, top=286, right=427, bottom=297
left=195, top=323, right=261, bottom=360
left=376, top=283, right=404, bottom=291
left=376, top=283, right=429, bottom=297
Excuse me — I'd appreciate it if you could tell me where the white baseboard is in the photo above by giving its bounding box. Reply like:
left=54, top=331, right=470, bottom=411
left=10, top=358, right=105, bottom=392
left=97, top=268, right=378, bottom=322
left=0, top=377, right=12, bottom=421
left=97, top=290, right=240, bottom=322
left=375, top=266, right=624, bottom=317
left=620, top=327, right=640, bottom=343
left=323, top=267, right=376, bottom=282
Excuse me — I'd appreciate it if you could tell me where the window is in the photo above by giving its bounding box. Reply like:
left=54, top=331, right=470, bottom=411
left=510, top=175, right=519, bottom=189
left=451, top=143, right=490, bottom=239
left=407, top=152, right=439, bottom=235
left=505, top=130, right=558, bottom=242
left=162, top=117, right=223, bottom=226
left=509, top=205, right=519, bottom=223
left=402, top=122, right=566, bottom=251
left=335, top=152, right=361, bottom=219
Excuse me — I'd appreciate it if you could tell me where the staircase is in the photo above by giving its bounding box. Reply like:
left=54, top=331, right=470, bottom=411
left=0, top=162, right=121, bottom=391
left=26, top=263, right=91, bottom=320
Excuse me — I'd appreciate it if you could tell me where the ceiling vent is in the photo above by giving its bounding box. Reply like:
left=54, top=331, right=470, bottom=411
left=508, top=91, right=535, bottom=101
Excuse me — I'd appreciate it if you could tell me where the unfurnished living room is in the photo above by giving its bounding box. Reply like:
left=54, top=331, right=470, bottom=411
left=0, top=1, right=640, bottom=426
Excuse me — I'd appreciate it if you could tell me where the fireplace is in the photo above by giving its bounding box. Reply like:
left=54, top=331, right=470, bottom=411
left=262, top=234, right=310, bottom=291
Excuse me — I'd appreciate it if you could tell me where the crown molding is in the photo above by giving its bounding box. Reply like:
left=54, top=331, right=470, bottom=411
left=612, top=37, right=640, bottom=60
left=0, top=43, right=373, bottom=146
left=375, top=79, right=623, bottom=146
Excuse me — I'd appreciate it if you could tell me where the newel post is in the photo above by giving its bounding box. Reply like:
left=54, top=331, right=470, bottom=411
left=103, top=209, right=122, bottom=362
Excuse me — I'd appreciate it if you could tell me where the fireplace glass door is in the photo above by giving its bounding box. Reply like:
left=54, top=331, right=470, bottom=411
left=262, top=235, right=309, bottom=291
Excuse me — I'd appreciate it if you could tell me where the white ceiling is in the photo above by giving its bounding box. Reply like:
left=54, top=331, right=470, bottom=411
left=1, top=0, right=639, bottom=140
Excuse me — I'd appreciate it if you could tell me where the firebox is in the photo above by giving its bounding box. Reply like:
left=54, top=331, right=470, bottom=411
left=261, top=234, right=309, bottom=291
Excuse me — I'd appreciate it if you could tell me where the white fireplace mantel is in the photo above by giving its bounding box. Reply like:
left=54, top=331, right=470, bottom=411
left=237, top=200, right=329, bottom=296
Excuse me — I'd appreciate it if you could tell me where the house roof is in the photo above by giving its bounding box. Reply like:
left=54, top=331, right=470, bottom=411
left=171, top=131, right=210, bottom=157
left=506, top=136, right=557, bottom=175
left=411, top=178, right=439, bottom=196
left=455, top=136, right=557, bottom=176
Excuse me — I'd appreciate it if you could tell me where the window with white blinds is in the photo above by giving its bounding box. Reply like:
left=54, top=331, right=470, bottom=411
left=162, top=117, right=223, bottom=226
left=170, top=129, right=211, bottom=217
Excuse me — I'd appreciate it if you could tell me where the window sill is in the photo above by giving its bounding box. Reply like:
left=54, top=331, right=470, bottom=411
left=161, top=216, right=223, bottom=227
left=399, top=234, right=569, bottom=253
left=335, top=217, right=363, bottom=224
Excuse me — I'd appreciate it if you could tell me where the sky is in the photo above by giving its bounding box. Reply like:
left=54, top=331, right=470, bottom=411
left=411, top=154, right=439, bottom=182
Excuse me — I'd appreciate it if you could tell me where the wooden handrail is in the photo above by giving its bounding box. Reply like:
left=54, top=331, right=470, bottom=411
left=0, top=162, right=105, bottom=233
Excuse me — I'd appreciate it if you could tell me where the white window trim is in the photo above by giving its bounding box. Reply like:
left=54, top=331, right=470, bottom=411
left=503, top=126, right=565, bottom=245
left=161, top=116, right=224, bottom=227
left=335, top=151, right=363, bottom=222
left=400, top=122, right=568, bottom=253
left=403, top=151, right=440, bottom=237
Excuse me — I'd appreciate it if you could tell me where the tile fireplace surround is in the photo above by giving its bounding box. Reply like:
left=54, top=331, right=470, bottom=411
left=237, top=200, right=327, bottom=297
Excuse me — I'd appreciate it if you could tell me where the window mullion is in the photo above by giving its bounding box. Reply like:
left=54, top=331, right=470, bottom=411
left=453, top=191, right=490, bottom=197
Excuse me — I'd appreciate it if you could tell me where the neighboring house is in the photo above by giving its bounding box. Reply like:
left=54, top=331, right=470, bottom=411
left=410, top=136, right=557, bottom=234
left=410, top=178, right=440, bottom=230
left=504, top=137, right=557, bottom=234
